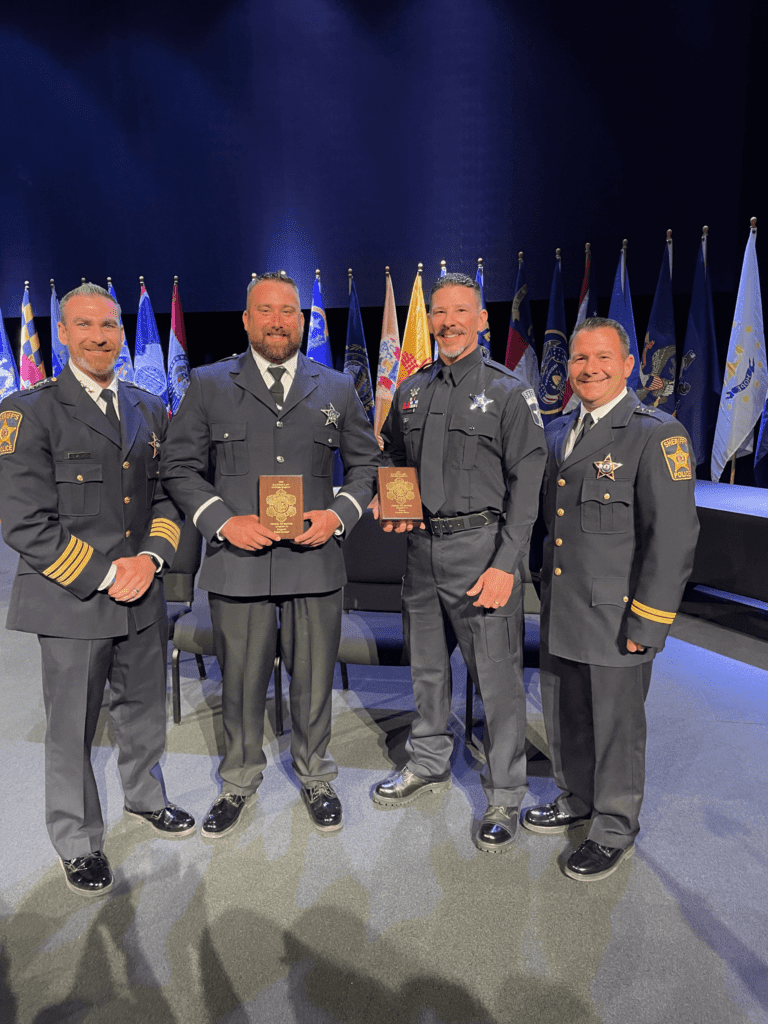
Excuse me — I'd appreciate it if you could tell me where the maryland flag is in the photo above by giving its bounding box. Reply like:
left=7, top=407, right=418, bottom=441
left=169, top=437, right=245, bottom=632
left=373, top=268, right=401, bottom=447
left=20, top=283, right=46, bottom=389
left=395, top=266, right=432, bottom=388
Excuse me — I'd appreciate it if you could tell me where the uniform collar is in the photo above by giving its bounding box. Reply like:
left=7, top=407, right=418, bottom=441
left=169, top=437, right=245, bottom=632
left=435, top=344, right=483, bottom=385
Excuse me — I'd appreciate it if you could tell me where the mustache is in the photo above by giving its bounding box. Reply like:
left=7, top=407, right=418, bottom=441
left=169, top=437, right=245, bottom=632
left=437, top=327, right=466, bottom=337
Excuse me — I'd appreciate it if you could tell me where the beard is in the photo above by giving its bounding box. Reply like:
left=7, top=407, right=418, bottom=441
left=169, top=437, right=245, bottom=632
left=248, top=327, right=302, bottom=363
left=436, top=329, right=472, bottom=361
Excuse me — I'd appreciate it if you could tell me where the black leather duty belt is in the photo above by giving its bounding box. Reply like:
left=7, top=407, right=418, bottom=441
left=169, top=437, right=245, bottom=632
left=426, top=510, right=500, bottom=537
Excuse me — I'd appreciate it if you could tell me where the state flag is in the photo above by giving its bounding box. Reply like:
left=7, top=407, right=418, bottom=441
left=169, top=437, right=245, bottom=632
left=537, top=253, right=568, bottom=419
left=307, top=272, right=333, bottom=367
left=50, top=281, right=68, bottom=377
left=637, top=233, right=677, bottom=411
left=0, top=308, right=20, bottom=400
left=108, top=279, right=135, bottom=382
left=167, top=277, right=190, bottom=415
left=475, top=260, right=491, bottom=358
left=505, top=254, right=539, bottom=392
left=19, top=283, right=46, bottom=389
left=134, top=279, right=169, bottom=407
left=343, top=276, right=374, bottom=424
left=396, top=266, right=432, bottom=388
left=373, top=268, right=401, bottom=448
left=608, top=241, right=642, bottom=390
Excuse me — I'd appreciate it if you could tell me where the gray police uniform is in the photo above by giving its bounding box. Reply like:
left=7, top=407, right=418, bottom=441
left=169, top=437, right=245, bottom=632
left=382, top=346, right=547, bottom=806
left=540, top=389, right=699, bottom=847
left=0, top=365, right=182, bottom=860
left=160, top=350, right=381, bottom=794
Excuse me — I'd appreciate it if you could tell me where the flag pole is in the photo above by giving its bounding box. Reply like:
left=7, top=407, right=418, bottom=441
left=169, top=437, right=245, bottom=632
left=518, top=251, right=524, bottom=265
left=348, top=268, right=353, bottom=296
left=556, top=247, right=561, bottom=263
left=702, top=226, right=708, bottom=269
left=440, top=260, right=446, bottom=274
left=667, top=229, right=673, bottom=276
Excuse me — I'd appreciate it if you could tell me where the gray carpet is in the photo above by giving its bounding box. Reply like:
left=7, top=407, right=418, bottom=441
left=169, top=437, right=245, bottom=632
left=1, top=535, right=766, bottom=1024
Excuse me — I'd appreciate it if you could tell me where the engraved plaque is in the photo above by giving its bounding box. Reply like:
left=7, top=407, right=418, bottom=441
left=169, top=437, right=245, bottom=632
left=259, top=475, right=304, bottom=539
left=377, top=466, right=423, bottom=526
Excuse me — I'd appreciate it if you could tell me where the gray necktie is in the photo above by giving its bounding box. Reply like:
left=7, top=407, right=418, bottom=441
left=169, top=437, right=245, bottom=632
left=102, top=389, right=120, bottom=435
left=268, top=366, right=286, bottom=408
left=419, top=365, right=452, bottom=515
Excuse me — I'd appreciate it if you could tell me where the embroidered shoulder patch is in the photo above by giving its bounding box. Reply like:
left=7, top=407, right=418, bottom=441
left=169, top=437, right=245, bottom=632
left=0, top=410, right=22, bottom=455
left=521, top=388, right=544, bottom=429
left=661, top=436, right=692, bottom=480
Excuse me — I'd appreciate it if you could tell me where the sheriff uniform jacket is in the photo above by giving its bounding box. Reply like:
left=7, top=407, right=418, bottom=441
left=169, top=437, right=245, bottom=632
left=540, top=390, right=699, bottom=667
left=160, top=350, right=381, bottom=597
left=0, top=364, right=181, bottom=639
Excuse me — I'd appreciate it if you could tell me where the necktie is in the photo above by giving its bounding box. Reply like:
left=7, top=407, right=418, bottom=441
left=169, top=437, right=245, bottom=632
left=571, top=411, right=594, bottom=452
left=268, top=366, right=286, bottom=408
left=102, top=388, right=120, bottom=435
left=419, top=366, right=452, bottom=515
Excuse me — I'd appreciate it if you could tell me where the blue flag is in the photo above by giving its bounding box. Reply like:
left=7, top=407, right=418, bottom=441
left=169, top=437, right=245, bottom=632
left=50, top=283, right=68, bottom=376
left=637, top=236, right=677, bottom=411
left=537, top=255, right=568, bottom=419
left=307, top=274, right=332, bottom=367
left=0, top=308, right=20, bottom=400
left=167, top=279, right=190, bottom=415
left=475, top=262, right=491, bottom=357
left=134, top=282, right=169, bottom=406
left=108, top=280, right=135, bottom=382
left=608, top=244, right=641, bottom=390
left=712, top=223, right=766, bottom=482
left=343, top=278, right=374, bottom=424
left=676, top=230, right=721, bottom=468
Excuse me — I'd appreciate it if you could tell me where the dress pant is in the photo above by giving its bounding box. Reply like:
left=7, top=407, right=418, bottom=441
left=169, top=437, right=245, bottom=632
left=540, top=643, right=653, bottom=849
left=39, top=616, right=168, bottom=861
left=208, top=590, right=342, bottom=794
left=402, top=524, right=528, bottom=808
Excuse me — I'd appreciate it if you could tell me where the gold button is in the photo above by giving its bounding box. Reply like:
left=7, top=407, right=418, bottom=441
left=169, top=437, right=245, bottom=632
left=125, top=530, right=131, bottom=538
left=604, top=493, right=610, bottom=500
left=554, top=568, right=562, bottom=576
left=555, top=538, right=563, bottom=547
left=276, top=455, right=285, bottom=463
left=557, top=508, right=564, bottom=516
left=123, top=461, right=130, bottom=469
left=76, top=474, right=84, bottom=482
left=557, top=478, right=565, bottom=487
left=124, top=496, right=131, bottom=504
left=224, top=432, right=229, bottom=439
left=623, top=596, right=629, bottom=603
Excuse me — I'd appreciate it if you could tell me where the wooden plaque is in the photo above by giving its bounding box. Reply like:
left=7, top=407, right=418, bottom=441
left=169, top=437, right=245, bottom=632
left=377, top=466, right=423, bottom=526
left=259, top=475, right=304, bottom=539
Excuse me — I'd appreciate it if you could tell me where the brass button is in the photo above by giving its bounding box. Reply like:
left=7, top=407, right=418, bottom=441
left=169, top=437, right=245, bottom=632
left=554, top=568, right=562, bottom=576
left=276, top=455, right=285, bottom=463
left=557, top=508, right=564, bottom=516
left=328, top=437, right=333, bottom=443
left=557, top=478, right=565, bottom=487
left=555, top=538, right=563, bottom=547
left=224, top=432, right=229, bottom=439
left=76, top=474, right=84, bottom=482
left=604, top=493, right=610, bottom=500
left=123, top=461, right=130, bottom=469
left=124, top=496, right=131, bottom=504
left=125, top=530, right=131, bottom=538
left=276, top=421, right=283, bottom=428
left=623, top=596, right=629, bottom=603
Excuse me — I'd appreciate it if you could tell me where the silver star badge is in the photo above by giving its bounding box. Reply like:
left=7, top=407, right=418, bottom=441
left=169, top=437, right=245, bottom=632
left=321, top=403, right=340, bottom=427
left=594, top=453, right=623, bottom=480
left=470, top=391, right=494, bottom=413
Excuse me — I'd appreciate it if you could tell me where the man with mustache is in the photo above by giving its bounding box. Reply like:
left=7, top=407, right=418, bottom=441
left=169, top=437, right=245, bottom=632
left=161, top=272, right=381, bottom=837
left=372, top=273, right=547, bottom=853
left=523, top=318, right=699, bottom=880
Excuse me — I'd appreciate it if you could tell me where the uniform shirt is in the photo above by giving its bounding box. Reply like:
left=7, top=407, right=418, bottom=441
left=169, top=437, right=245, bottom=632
left=382, top=345, right=547, bottom=573
left=563, top=388, right=628, bottom=460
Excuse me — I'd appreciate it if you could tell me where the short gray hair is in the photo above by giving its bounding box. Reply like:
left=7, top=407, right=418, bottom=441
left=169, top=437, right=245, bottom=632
left=429, top=272, right=482, bottom=309
left=246, top=271, right=301, bottom=308
left=60, top=282, right=121, bottom=320
left=570, top=316, right=630, bottom=358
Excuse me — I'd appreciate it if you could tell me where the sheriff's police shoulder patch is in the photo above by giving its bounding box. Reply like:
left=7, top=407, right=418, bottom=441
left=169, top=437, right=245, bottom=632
left=0, top=409, right=22, bottom=455
left=521, top=388, right=544, bottom=429
left=660, top=435, right=692, bottom=480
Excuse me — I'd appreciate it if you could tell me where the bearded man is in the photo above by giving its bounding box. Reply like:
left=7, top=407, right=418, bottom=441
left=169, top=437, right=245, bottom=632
left=161, top=272, right=381, bottom=837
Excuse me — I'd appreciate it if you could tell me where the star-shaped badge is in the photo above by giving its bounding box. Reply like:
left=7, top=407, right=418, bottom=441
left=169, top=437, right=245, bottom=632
left=470, top=391, right=494, bottom=413
left=594, top=453, right=622, bottom=480
left=321, top=403, right=340, bottom=427
left=148, top=432, right=161, bottom=458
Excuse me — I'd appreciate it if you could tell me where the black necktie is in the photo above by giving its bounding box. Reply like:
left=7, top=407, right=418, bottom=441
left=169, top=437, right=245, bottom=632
left=102, top=388, right=120, bottom=435
left=419, top=366, right=452, bottom=515
left=268, top=366, right=286, bottom=408
left=571, top=411, right=594, bottom=452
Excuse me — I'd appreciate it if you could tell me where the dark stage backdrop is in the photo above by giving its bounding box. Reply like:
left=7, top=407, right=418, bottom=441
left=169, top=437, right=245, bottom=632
left=1, top=0, right=763, bottom=321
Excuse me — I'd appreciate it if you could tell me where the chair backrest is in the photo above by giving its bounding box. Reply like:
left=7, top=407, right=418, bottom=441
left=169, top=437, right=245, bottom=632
left=342, top=510, right=407, bottom=612
left=164, top=519, right=203, bottom=604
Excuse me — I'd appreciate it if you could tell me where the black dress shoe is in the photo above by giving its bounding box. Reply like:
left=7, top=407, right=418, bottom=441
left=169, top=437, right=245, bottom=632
left=564, top=839, right=635, bottom=881
left=372, top=768, right=451, bottom=808
left=475, top=806, right=518, bottom=854
left=201, top=793, right=251, bottom=838
left=521, top=802, right=591, bottom=834
left=302, top=782, right=342, bottom=832
left=61, top=851, right=113, bottom=897
left=125, top=803, right=196, bottom=837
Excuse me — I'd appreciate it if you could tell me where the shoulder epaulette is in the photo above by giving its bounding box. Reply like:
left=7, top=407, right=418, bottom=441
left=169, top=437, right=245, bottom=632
left=12, top=377, right=58, bottom=397
left=634, top=404, right=672, bottom=423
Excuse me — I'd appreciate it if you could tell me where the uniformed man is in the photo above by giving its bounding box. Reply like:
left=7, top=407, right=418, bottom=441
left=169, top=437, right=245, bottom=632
left=522, top=317, right=699, bottom=880
left=160, top=272, right=381, bottom=838
left=0, top=283, right=195, bottom=898
left=372, top=273, right=547, bottom=853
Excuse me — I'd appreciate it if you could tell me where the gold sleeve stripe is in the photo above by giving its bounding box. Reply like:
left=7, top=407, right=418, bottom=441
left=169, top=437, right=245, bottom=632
left=43, top=537, right=94, bottom=585
left=630, top=599, right=675, bottom=624
left=150, top=527, right=180, bottom=548
left=150, top=519, right=181, bottom=548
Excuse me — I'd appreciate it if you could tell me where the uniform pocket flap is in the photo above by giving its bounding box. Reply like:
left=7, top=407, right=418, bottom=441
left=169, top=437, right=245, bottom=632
left=591, top=577, right=629, bottom=606
left=401, top=413, right=426, bottom=433
left=313, top=426, right=339, bottom=448
left=580, top=479, right=632, bottom=505
left=211, top=423, right=247, bottom=442
left=448, top=413, right=495, bottom=439
left=54, top=461, right=103, bottom=483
